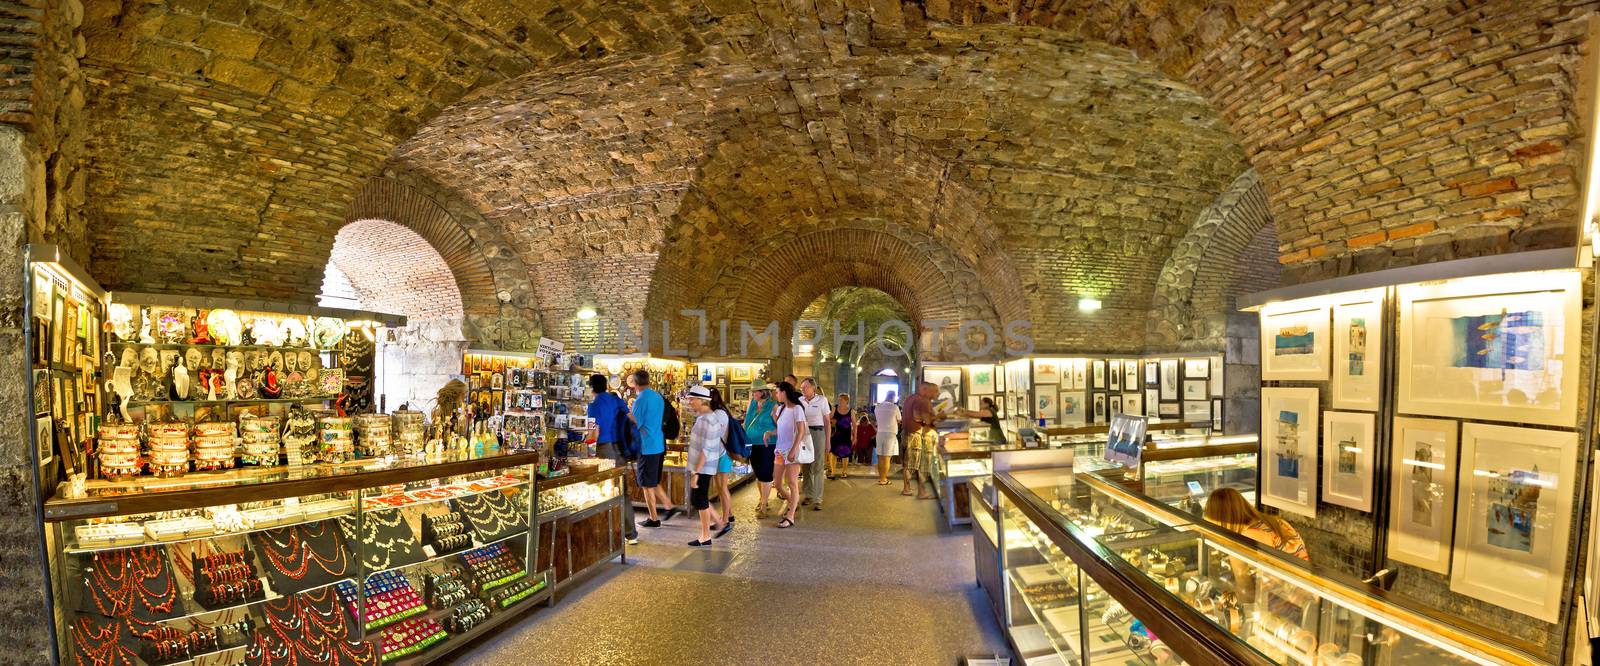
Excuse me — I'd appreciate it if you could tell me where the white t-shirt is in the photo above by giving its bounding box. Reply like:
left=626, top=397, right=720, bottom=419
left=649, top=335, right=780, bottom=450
left=874, top=402, right=901, bottom=435
left=774, top=404, right=808, bottom=454
left=690, top=409, right=727, bottom=475
left=800, top=394, right=830, bottom=427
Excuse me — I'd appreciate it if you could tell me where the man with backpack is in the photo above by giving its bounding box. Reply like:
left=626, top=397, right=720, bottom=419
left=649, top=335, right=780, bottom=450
left=632, top=369, right=679, bottom=527
left=587, top=374, right=638, bottom=544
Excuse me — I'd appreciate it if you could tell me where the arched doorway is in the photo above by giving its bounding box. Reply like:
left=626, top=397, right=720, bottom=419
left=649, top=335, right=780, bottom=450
left=794, top=286, right=916, bottom=405
left=319, top=219, right=467, bottom=414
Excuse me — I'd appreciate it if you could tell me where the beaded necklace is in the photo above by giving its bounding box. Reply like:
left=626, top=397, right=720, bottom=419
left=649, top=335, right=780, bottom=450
left=70, top=617, right=137, bottom=666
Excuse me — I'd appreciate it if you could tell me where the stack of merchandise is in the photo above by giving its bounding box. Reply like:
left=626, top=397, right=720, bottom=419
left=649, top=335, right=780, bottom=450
left=238, top=414, right=280, bottom=466
left=355, top=413, right=393, bottom=458
left=145, top=422, right=189, bottom=477
left=96, top=423, right=142, bottom=478
left=317, top=415, right=353, bottom=464
left=392, top=410, right=426, bottom=457
left=459, top=542, right=525, bottom=597
left=191, top=422, right=236, bottom=471
left=423, top=511, right=472, bottom=556
left=190, top=549, right=264, bottom=610
left=282, top=410, right=318, bottom=465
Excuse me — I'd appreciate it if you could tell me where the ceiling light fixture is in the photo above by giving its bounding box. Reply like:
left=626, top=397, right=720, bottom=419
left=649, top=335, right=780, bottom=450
left=1079, top=297, right=1103, bottom=312
left=576, top=307, right=597, bottom=320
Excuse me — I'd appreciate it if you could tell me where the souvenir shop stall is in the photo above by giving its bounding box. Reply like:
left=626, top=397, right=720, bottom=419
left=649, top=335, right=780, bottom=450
left=969, top=249, right=1590, bottom=666
left=25, top=245, right=574, bottom=665
left=466, top=349, right=628, bottom=594
left=686, top=360, right=769, bottom=418
left=921, top=355, right=1233, bottom=529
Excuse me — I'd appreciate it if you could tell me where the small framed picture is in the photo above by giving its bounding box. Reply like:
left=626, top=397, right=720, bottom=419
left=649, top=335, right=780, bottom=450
left=732, top=366, right=752, bottom=382
left=50, top=293, right=64, bottom=366
left=34, top=416, right=52, bottom=466
left=32, top=370, right=49, bottom=415
left=51, top=376, right=64, bottom=420
left=1183, top=379, right=1208, bottom=401
left=1158, top=401, right=1180, bottom=418
left=1183, top=358, right=1210, bottom=379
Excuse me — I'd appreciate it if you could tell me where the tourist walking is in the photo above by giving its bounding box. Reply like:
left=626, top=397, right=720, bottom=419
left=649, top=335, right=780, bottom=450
left=874, top=393, right=900, bottom=485
left=631, top=369, right=679, bottom=526
left=799, top=378, right=831, bottom=510
left=902, top=381, right=937, bottom=499
left=829, top=394, right=854, bottom=479
left=685, top=385, right=731, bottom=547
left=773, top=381, right=810, bottom=528
left=709, top=387, right=737, bottom=527
left=744, top=388, right=779, bottom=517
left=587, top=374, right=638, bottom=544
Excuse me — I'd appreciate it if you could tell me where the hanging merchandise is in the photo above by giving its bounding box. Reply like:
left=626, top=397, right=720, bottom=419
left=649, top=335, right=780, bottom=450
left=311, top=316, right=345, bottom=350
left=239, top=413, right=280, bottom=466
left=317, top=415, right=353, bottom=464
left=282, top=408, right=317, bottom=466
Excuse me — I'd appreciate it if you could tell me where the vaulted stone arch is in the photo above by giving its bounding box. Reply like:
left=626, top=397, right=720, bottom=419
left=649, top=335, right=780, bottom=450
left=1146, top=168, right=1278, bottom=350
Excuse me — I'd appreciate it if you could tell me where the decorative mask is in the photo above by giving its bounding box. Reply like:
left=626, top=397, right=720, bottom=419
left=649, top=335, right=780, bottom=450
left=211, top=348, right=226, bottom=370
left=139, top=347, right=160, bottom=376
left=119, top=348, right=137, bottom=368
left=267, top=350, right=283, bottom=371
left=282, top=353, right=299, bottom=374
left=184, top=348, right=202, bottom=372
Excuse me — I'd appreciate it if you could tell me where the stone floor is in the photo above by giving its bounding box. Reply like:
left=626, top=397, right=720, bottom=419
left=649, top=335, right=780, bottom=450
left=446, top=471, right=1009, bottom=665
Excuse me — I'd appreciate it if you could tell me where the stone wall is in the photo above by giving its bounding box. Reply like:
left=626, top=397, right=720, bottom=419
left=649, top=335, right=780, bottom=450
left=377, top=318, right=469, bottom=416
left=327, top=219, right=464, bottom=321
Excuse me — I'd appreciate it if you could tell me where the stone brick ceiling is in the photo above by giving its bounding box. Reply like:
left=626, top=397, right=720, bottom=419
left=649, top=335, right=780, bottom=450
left=325, top=218, right=463, bottom=320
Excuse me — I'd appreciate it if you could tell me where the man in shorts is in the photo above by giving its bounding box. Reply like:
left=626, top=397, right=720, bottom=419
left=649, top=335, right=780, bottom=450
left=902, top=381, right=938, bottom=499
left=873, top=393, right=900, bottom=485
left=632, top=369, right=679, bottom=526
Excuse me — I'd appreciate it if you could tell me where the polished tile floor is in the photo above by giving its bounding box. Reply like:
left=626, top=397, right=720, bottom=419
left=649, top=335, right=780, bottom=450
left=448, top=472, right=1009, bottom=665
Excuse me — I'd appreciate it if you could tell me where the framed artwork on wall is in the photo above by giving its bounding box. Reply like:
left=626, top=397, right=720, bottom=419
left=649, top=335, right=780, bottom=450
left=1158, top=401, right=1179, bottom=418
left=732, top=366, right=752, bottom=382
left=34, top=415, right=52, bottom=466
left=1092, top=393, right=1107, bottom=423
left=1183, top=358, right=1209, bottom=379
left=1071, top=360, right=1086, bottom=391
left=1182, top=400, right=1210, bottom=423
left=1033, top=359, right=1062, bottom=385
left=1109, top=395, right=1123, bottom=416
left=1332, top=291, right=1384, bottom=411
left=1144, top=361, right=1158, bottom=387
left=1034, top=387, right=1057, bottom=423
left=970, top=366, right=995, bottom=395
left=1123, top=393, right=1142, bottom=419
left=1210, top=398, right=1223, bottom=430
left=1091, top=360, right=1106, bottom=390
left=1108, top=360, right=1122, bottom=391
left=50, top=291, right=64, bottom=366
left=1059, top=391, right=1085, bottom=425
left=1208, top=355, right=1223, bottom=396
left=1182, top=379, right=1207, bottom=401
left=1159, top=359, right=1179, bottom=401
left=1122, top=362, right=1137, bottom=391
left=1060, top=362, right=1077, bottom=391
left=1397, top=271, right=1580, bottom=427
left=1261, top=387, right=1319, bottom=517
left=1386, top=417, right=1458, bottom=574
left=1144, top=389, right=1159, bottom=418
left=1449, top=422, right=1577, bottom=623
left=1260, top=300, right=1330, bottom=381
left=924, top=368, right=962, bottom=409
left=1322, top=411, right=1375, bottom=512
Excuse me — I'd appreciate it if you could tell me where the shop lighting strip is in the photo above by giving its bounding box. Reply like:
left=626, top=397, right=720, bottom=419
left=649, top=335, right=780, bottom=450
left=1236, top=247, right=1576, bottom=311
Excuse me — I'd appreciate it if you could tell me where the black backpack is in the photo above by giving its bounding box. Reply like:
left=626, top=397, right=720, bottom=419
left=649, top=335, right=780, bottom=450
left=662, top=402, right=681, bottom=441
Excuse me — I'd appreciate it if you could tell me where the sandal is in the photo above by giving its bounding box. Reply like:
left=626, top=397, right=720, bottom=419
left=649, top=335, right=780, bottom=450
left=776, top=518, right=794, bottom=528
left=901, top=489, right=914, bottom=496
left=877, top=480, right=890, bottom=486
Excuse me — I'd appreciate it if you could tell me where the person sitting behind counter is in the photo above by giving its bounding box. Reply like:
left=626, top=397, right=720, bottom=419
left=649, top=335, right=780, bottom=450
left=1203, top=488, right=1310, bottom=562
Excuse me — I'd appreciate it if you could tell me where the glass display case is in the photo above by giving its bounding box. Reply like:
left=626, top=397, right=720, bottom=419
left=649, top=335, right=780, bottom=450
left=535, top=465, right=628, bottom=590
left=46, top=451, right=553, bottom=665
left=988, top=465, right=1549, bottom=666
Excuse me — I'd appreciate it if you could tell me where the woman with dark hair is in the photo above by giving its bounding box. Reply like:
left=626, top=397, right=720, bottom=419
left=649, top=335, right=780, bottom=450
left=707, top=386, right=737, bottom=527
left=772, top=381, right=810, bottom=528
left=745, top=387, right=779, bottom=517
left=960, top=396, right=1007, bottom=445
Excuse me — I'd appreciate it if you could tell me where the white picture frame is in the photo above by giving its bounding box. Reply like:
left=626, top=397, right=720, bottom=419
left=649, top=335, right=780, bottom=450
left=1182, top=379, right=1208, bottom=401
left=1091, top=360, right=1106, bottom=390
left=1182, top=400, right=1210, bottom=423
left=1122, top=393, right=1142, bottom=419
left=1210, top=398, right=1223, bottom=430
left=1208, top=355, right=1224, bottom=396
left=1158, top=401, right=1180, bottom=418
left=925, top=367, right=962, bottom=410
left=1183, top=358, right=1209, bottom=379
left=1159, top=359, right=1179, bottom=401
left=970, top=365, right=996, bottom=396
left=1092, top=393, right=1107, bottom=424
left=1397, top=271, right=1580, bottom=426
left=1321, top=411, right=1375, bottom=512
left=1449, top=423, right=1577, bottom=623
left=1123, top=362, right=1138, bottom=391
left=1033, top=359, right=1062, bottom=386
left=1071, top=359, right=1087, bottom=391
left=1058, top=391, right=1086, bottom=425
left=1332, top=291, right=1383, bottom=411
left=1034, top=385, right=1058, bottom=423
left=1387, top=416, right=1458, bottom=575
left=1260, top=300, right=1330, bottom=381
left=1144, top=389, right=1159, bottom=418
left=1144, top=361, right=1157, bottom=387
left=1109, top=360, right=1122, bottom=391
left=1261, top=387, right=1319, bottom=517
left=1109, top=395, right=1123, bottom=416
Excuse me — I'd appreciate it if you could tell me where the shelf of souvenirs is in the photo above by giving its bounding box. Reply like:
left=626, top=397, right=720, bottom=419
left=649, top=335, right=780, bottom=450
left=65, top=548, right=554, bottom=666
left=46, top=449, right=541, bottom=523
left=995, top=467, right=1551, bottom=666
left=109, top=341, right=327, bottom=353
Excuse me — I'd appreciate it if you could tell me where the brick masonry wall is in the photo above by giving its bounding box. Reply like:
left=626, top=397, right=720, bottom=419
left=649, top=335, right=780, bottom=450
left=326, top=219, right=463, bottom=321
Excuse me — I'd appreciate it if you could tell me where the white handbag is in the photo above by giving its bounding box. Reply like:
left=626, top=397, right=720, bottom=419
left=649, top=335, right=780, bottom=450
left=795, top=433, right=815, bottom=465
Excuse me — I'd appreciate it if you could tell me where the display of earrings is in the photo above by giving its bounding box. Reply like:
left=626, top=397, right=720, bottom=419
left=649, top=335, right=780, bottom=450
left=282, top=409, right=317, bottom=466
left=378, top=614, right=447, bottom=661
left=317, top=415, right=353, bottom=464
left=239, top=413, right=281, bottom=466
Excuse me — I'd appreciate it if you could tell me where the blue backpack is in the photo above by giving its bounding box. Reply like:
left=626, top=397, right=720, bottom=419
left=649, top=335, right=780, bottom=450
left=723, top=410, right=751, bottom=461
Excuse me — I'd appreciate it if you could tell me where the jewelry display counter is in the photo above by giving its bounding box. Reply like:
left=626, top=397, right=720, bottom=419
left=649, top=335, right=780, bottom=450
left=534, top=465, right=627, bottom=590
left=989, top=466, right=1548, bottom=666
left=47, top=450, right=555, bottom=665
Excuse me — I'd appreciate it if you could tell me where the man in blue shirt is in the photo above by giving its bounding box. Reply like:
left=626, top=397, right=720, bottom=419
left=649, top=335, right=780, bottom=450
left=631, top=369, right=679, bottom=526
left=588, top=374, right=638, bottom=543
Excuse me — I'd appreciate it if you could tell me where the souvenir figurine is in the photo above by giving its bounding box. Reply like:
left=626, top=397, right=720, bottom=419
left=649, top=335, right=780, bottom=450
left=189, top=309, right=212, bottom=344
left=224, top=355, right=240, bottom=400
left=260, top=366, right=281, bottom=399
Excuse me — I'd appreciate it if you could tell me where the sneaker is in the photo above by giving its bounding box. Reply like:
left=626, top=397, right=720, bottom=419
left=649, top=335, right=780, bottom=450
left=626, top=537, right=640, bottom=546
left=715, top=522, right=734, bottom=538
left=642, top=519, right=662, bottom=528
left=812, top=501, right=823, bottom=511
left=688, top=539, right=711, bottom=547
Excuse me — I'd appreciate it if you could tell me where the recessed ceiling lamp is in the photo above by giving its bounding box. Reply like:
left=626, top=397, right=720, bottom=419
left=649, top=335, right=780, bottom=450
left=1078, top=297, right=1103, bottom=312
left=576, top=307, right=598, bottom=320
